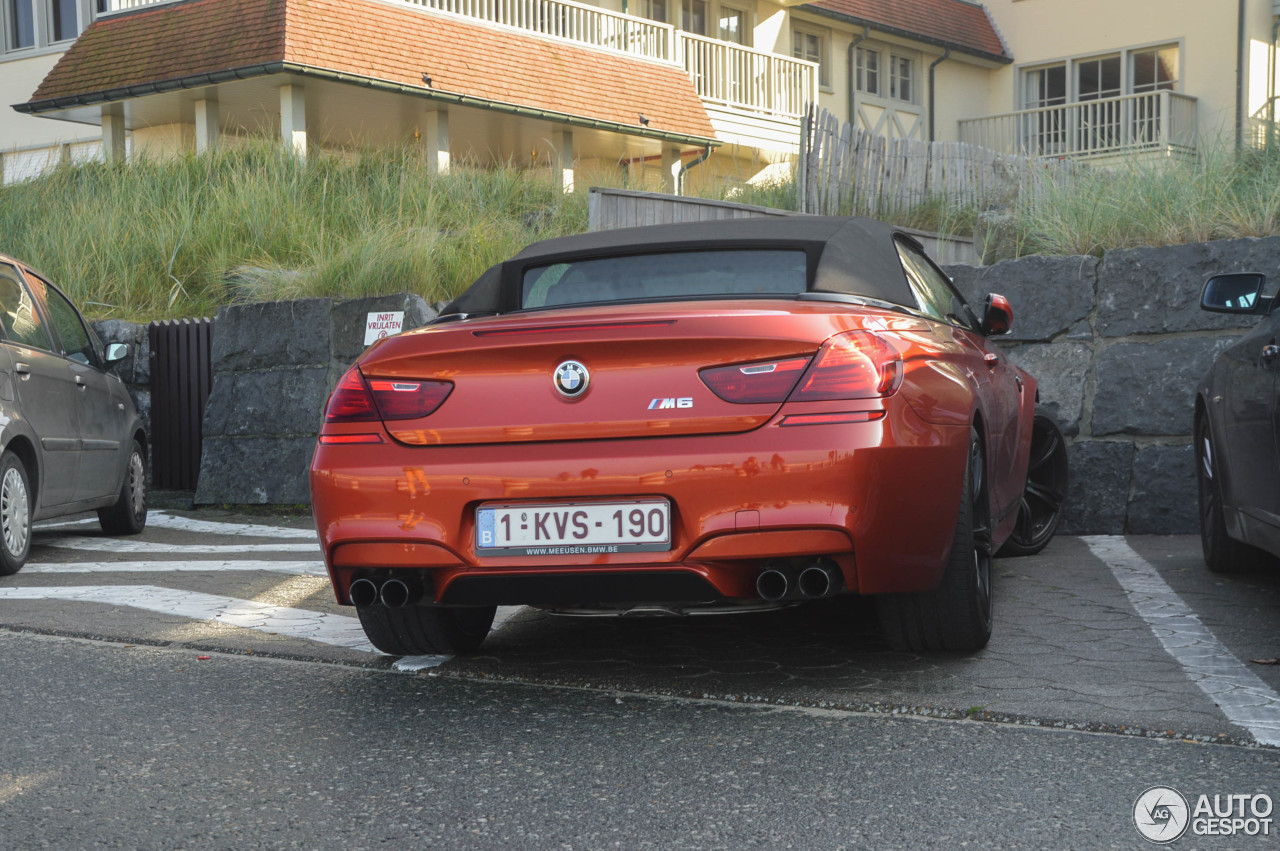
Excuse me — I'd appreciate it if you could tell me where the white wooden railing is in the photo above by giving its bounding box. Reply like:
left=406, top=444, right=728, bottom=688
left=958, top=91, right=1198, bottom=159
left=412, top=0, right=673, bottom=61
left=677, top=32, right=815, bottom=119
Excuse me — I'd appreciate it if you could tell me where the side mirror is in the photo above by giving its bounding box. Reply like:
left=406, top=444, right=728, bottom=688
left=1201, top=274, right=1268, bottom=314
left=104, top=342, right=129, bottom=365
left=981, top=293, right=1012, bottom=336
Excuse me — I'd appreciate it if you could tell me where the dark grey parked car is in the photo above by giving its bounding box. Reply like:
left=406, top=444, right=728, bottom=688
left=1195, top=273, right=1280, bottom=572
left=0, top=255, right=148, bottom=574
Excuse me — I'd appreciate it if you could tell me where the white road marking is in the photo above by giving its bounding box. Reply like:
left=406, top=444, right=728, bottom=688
left=1085, top=535, right=1280, bottom=746
left=0, top=585, right=376, bottom=653
left=19, top=560, right=327, bottom=576
left=146, top=511, right=318, bottom=539
left=36, top=536, right=319, bottom=555
left=32, top=511, right=318, bottom=540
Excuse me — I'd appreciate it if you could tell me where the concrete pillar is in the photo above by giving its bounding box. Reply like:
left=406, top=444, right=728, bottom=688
left=280, top=84, right=307, bottom=158
left=423, top=108, right=450, bottom=175
left=553, top=128, right=574, bottom=193
left=194, top=98, right=219, bottom=153
left=660, top=147, right=679, bottom=195
left=101, top=104, right=126, bottom=163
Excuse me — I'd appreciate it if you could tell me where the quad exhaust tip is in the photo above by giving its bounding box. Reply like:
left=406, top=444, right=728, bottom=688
left=756, top=562, right=794, bottom=602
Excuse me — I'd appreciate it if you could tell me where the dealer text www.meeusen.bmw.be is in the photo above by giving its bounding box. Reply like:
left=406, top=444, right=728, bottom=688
left=523, top=545, right=622, bottom=555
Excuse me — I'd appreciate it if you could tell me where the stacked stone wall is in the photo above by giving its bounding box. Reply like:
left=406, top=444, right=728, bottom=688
left=193, top=294, right=435, bottom=505
left=945, top=236, right=1276, bottom=535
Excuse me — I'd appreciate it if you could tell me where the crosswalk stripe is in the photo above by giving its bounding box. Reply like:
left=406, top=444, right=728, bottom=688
left=0, top=585, right=375, bottom=653
left=36, top=536, right=320, bottom=555
left=19, top=560, right=328, bottom=576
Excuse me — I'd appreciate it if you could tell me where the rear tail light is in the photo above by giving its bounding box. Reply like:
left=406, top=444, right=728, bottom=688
left=789, top=331, right=903, bottom=401
left=368, top=379, right=452, bottom=420
left=700, top=356, right=812, bottom=404
left=324, top=367, right=453, bottom=423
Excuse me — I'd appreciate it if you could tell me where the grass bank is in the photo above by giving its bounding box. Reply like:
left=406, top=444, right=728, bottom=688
left=1, top=146, right=594, bottom=321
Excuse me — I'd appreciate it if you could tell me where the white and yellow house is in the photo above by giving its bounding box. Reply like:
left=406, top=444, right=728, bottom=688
left=4, top=0, right=1280, bottom=185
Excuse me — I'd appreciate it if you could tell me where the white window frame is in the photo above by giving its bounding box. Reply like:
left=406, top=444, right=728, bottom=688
left=716, top=2, right=749, bottom=46
left=792, top=23, right=830, bottom=90
left=2, top=0, right=89, bottom=59
left=1017, top=41, right=1182, bottom=109
left=855, top=45, right=880, bottom=96
left=889, top=52, right=913, bottom=103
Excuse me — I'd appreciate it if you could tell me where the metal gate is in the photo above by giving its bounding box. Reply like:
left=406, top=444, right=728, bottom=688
left=148, top=318, right=214, bottom=490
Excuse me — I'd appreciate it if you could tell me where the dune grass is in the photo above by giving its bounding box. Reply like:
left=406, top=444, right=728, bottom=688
left=6, top=141, right=1280, bottom=321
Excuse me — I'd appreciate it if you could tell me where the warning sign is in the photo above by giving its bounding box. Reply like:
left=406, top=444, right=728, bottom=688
left=364, top=311, right=405, bottom=345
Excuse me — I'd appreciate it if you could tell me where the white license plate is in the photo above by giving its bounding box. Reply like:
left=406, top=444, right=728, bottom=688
left=476, top=500, right=671, bottom=556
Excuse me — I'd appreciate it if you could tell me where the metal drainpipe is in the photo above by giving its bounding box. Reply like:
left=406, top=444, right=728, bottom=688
left=1271, top=17, right=1280, bottom=149
left=676, top=145, right=712, bottom=195
left=848, top=28, right=871, bottom=127
left=928, top=49, right=951, bottom=142
left=1237, top=0, right=1246, bottom=151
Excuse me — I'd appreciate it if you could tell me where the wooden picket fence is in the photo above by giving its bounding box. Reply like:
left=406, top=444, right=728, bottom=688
left=797, top=105, right=1081, bottom=216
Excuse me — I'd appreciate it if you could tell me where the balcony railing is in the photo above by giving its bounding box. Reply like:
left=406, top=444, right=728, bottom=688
left=958, top=91, right=1198, bottom=159
left=678, top=32, right=815, bottom=120
left=413, top=0, right=673, bottom=61
left=95, top=0, right=812, bottom=125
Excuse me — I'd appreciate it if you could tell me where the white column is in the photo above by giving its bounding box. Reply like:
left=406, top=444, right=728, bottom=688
left=553, top=128, right=574, bottom=193
left=280, top=84, right=307, bottom=158
left=194, top=98, right=219, bottom=153
left=423, top=108, right=450, bottom=175
left=102, top=104, right=126, bottom=163
left=660, top=146, right=679, bottom=195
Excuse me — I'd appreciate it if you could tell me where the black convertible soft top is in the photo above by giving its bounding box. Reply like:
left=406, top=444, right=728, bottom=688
left=442, top=216, right=917, bottom=316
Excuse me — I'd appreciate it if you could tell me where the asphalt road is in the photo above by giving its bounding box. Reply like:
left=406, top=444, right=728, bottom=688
left=1, top=504, right=1279, bottom=848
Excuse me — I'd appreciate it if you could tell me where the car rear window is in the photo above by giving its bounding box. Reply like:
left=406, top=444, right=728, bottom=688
left=521, top=250, right=808, bottom=309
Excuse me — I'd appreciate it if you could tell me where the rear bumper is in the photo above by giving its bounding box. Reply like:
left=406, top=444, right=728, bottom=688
left=310, top=401, right=969, bottom=606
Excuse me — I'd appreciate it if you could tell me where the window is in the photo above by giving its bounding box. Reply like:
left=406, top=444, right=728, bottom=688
left=894, top=238, right=971, bottom=327
left=792, top=26, right=829, bottom=88
left=4, top=0, right=85, bottom=55
left=6, top=0, right=34, bottom=49
left=681, top=0, right=706, bottom=35
left=889, top=54, right=913, bottom=102
left=35, top=277, right=97, bottom=365
left=522, top=250, right=808, bottom=309
left=1076, top=54, right=1121, bottom=101
left=1131, top=46, right=1178, bottom=93
left=639, top=0, right=666, bottom=24
left=1023, top=64, right=1066, bottom=110
left=0, top=264, right=53, bottom=350
left=855, top=46, right=879, bottom=95
left=717, top=5, right=746, bottom=45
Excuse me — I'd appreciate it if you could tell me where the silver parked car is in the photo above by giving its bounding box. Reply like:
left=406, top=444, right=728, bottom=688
left=0, top=254, right=148, bottom=574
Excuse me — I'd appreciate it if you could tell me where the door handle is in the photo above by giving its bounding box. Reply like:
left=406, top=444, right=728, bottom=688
left=984, top=352, right=1000, bottom=369
left=14, top=362, right=30, bottom=379
left=74, top=375, right=86, bottom=389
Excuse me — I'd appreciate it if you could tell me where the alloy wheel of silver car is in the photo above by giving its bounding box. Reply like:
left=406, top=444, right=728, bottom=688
left=2, top=464, right=30, bottom=560
left=127, top=449, right=146, bottom=521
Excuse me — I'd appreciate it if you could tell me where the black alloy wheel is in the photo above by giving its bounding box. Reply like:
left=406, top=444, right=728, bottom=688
left=998, top=414, right=1069, bottom=557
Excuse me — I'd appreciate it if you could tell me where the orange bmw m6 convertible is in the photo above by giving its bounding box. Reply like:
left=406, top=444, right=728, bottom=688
left=310, top=217, right=1042, bottom=655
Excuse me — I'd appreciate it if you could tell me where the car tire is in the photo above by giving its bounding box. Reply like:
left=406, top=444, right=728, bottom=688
left=878, top=428, right=993, bottom=652
left=997, top=414, right=1069, bottom=558
left=0, top=450, right=31, bottom=575
left=1195, top=415, right=1266, bottom=574
left=98, top=439, right=148, bottom=536
left=357, top=604, right=497, bottom=655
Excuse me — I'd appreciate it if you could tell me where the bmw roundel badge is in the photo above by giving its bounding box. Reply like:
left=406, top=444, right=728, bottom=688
left=553, top=360, right=590, bottom=398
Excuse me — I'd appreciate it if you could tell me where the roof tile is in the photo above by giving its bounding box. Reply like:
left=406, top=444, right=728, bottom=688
left=805, top=0, right=1008, bottom=60
left=28, top=0, right=714, bottom=140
